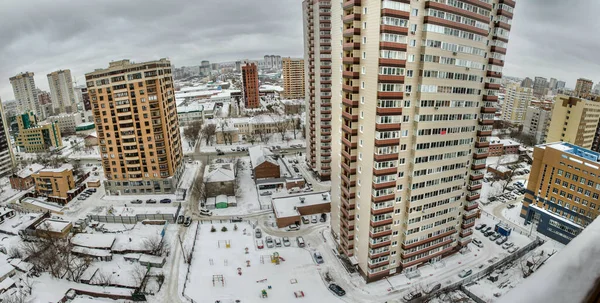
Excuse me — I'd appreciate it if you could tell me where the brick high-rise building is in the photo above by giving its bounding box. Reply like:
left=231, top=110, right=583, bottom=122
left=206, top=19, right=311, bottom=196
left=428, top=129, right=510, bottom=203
left=85, top=59, right=183, bottom=195
left=241, top=62, right=260, bottom=109
left=282, top=58, right=305, bottom=99
left=303, top=0, right=333, bottom=181
left=318, top=0, right=517, bottom=282
left=10, top=72, right=42, bottom=119
left=47, top=69, right=76, bottom=114
left=574, top=78, right=593, bottom=99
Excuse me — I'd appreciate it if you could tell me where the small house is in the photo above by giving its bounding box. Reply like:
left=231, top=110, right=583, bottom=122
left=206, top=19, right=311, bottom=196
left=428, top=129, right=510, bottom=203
left=248, top=146, right=280, bottom=179
left=204, top=163, right=235, bottom=196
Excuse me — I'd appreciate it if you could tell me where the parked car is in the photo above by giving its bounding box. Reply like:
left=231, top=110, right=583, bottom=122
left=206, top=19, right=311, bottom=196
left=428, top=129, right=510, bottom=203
left=508, top=246, right=519, bottom=253
left=160, top=198, right=172, bottom=204
left=217, top=151, right=225, bottom=155
left=287, top=223, right=300, bottom=231
left=293, top=167, right=300, bottom=173
left=313, top=251, right=324, bottom=264
left=507, top=204, right=516, bottom=209
left=475, top=223, right=487, bottom=230
left=266, top=236, right=274, bottom=248
left=328, top=283, right=346, bottom=296
left=231, top=216, right=243, bottom=222
left=184, top=217, right=192, bottom=227
left=502, top=241, right=514, bottom=249
left=296, top=236, right=305, bottom=247
left=199, top=208, right=213, bottom=216
left=472, top=239, right=484, bottom=248
left=311, top=215, right=318, bottom=223
left=131, top=199, right=143, bottom=204
left=490, top=234, right=501, bottom=241
left=302, top=216, right=310, bottom=224
left=483, top=226, right=493, bottom=233
left=403, top=291, right=423, bottom=302
left=484, top=231, right=495, bottom=237
left=177, top=215, right=185, bottom=224
left=458, top=269, right=473, bottom=278
left=256, top=239, right=264, bottom=249
left=255, top=228, right=262, bottom=238
left=282, top=236, right=291, bottom=247
left=260, top=191, right=272, bottom=196
left=274, top=238, right=282, bottom=247
left=496, top=236, right=508, bottom=245
left=77, top=196, right=86, bottom=200
left=87, top=188, right=97, bottom=193
left=146, top=199, right=157, bottom=204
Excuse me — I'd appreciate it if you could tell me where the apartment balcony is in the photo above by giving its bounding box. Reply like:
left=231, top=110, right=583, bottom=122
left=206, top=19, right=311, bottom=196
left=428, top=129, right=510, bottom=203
left=466, top=193, right=480, bottom=202
left=341, top=186, right=356, bottom=200
left=380, top=24, right=408, bottom=35
left=342, top=97, right=359, bottom=108
left=343, top=42, right=361, bottom=51
left=497, top=8, right=513, bottom=19
left=342, top=137, right=357, bottom=149
left=379, top=41, right=407, bottom=51
left=423, top=16, right=488, bottom=36
left=479, top=119, right=494, bottom=125
left=372, top=180, right=396, bottom=190
left=319, top=2, right=330, bottom=8
left=343, top=27, right=361, bottom=37
left=377, top=74, right=404, bottom=83
left=487, top=71, right=502, bottom=78
left=483, top=95, right=499, bottom=102
left=470, top=173, right=484, bottom=181
left=402, top=229, right=457, bottom=250
left=342, top=56, right=360, bottom=64
left=424, top=1, right=489, bottom=23
left=369, top=229, right=392, bottom=238
left=401, top=246, right=454, bottom=269
left=374, top=153, right=398, bottom=161
left=373, top=167, right=397, bottom=176
left=340, top=206, right=355, bottom=220
left=122, top=140, right=138, bottom=147
left=370, top=218, right=393, bottom=228
left=475, top=141, right=490, bottom=148
left=340, top=173, right=356, bottom=187
left=372, top=193, right=395, bottom=203
left=339, top=228, right=354, bottom=241
left=467, top=183, right=482, bottom=191
left=488, top=58, right=505, bottom=67
left=484, top=83, right=501, bottom=90
left=375, top=138, right=400, bottom=146
left=375, top=123, right=401, bottom=131
left=342, top=124, right=358, bottom=135
left=367, top=260, right=390, bottom=270
left=500, top=0, right=516, bottom=7
left=376, top=107, right=403, bottom=115
left=462, top=220, right=476, bottom=229
left=343, top=13, right=361, bottom=24
left=341, top=162, right=357, bottom=175
left=368, top=250, right=390, bottom=259
left=342, top=0, right=361, bottom=9
left=342, top=84, right=359, bottom=93
left=490, top=46, right=507, bottom=54
left=342, top=110, right=359, bottom=121
left=341, top=149, right=357, bottom=161
left=378, top=58, right=406, bottom=67
left=381, top=8, right=409, bottom=19
left=340, top=219, right=355, bottom=231
left=477, top=130, right=492, bottom=136
left=465, top=202, right=479, bottom=211
left=371, top=204, right=394, bottom=215
left=342, top=70, right=360, bottom=79
left=460, top=229, right=473, bottom=238
left=341, top=196, right=356, bottom=210
left=463, top=210, right=479, bottom=220
left=369, top=239, right=391, bottom=250
left=377, top=91, right=403, bottom=99
left=401, top=238, right=453, bottom=259
left=495, top=21, right=511, bottom=30
left=118, top=119, right=134, bottom=124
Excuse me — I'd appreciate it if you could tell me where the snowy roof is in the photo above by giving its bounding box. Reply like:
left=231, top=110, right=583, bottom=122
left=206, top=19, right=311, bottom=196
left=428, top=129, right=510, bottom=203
left=139, top=254, right=165, bottom=264
left=248, top=146, right=278, bottom=169
left=9, top=259, right=33, bottom=272
left=204, top=163, right=235, bottom=183
left=39, top=163, right=73, bottom=173
left=14, top=163, right=44, bottom=178
left=71, top=246, right=112, bottom=257
left=36, top=219, right=71, bottom=232
left=0, top=278, right=14, bottom=292
left=499, top=139, right=520, bottom=146
left=259, top=85, right=284, bottom=92
left=77, top=122, right=95, bottom=127
left=500, top=206, right=600, bottom=303
left=21, top=198, right=64, bottom=212
left=0, top=263, right=14, bottom=278
left=542, top=142, right=600, bottom=163
left=272, top=191, right=331, bottom=218
left=489, top=165, right=512, bottom=173
left=71, top=234, right=116, bottom=249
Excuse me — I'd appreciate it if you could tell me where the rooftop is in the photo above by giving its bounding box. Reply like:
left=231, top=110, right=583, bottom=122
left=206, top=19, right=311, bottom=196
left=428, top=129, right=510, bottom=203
left=542, top=142, right=600, bottom=163
left=204, top=163, right=235, bottom=183
left=272, top=191, right=331, bottom=218
left=39, top=163, right=73, bottom=173
left=248, top=146, right=278, bottom=169
left=71, top=233, right=116, bottom=249
left=13, top=163, right=44, bottom=179
left=35, top=219, right=71, bottom=233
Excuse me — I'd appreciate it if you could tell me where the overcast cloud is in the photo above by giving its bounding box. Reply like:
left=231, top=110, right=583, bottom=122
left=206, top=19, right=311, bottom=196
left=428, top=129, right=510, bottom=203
left=0, top=0, right=597, bottom=100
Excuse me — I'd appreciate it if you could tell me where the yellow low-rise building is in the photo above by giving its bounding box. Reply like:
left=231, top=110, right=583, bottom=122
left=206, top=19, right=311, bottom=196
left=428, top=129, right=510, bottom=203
left=32, top=164, right=75, bottom=202
left=15, top=112, right=62, bottom=153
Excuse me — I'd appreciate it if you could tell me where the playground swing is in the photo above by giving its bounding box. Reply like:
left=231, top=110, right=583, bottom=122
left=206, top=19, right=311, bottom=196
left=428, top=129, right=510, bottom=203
left=218, top=240, right=231, bottom=248
left=212, top=275, right=225, bottom=287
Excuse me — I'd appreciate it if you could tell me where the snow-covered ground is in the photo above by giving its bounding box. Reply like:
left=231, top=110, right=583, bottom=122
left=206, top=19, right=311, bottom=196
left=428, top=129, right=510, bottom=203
left=184, top=222, right=344, bottom=303
left=209, top=158, right=264, bottom=215
left=198, top=130, right=306, bottom=154
left=68, top=146, right=100, bottom=160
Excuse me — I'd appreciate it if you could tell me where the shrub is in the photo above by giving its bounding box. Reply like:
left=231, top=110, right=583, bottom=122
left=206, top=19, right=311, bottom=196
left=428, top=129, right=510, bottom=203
left=221, top=226, right=228, bottom=232
left=210, top=226, right=216, bottom=232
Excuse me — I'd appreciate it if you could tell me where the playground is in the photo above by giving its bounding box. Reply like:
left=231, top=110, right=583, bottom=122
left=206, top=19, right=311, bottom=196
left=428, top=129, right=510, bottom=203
left=185, top=222, right=343, bottom=303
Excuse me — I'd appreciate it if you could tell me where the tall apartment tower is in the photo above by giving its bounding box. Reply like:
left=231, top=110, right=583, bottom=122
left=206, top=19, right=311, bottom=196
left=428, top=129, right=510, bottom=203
left=47, top=69, right=76, bottom=114
left=282, top=58, right=305, bottom=99
left=523, top=105, right=551, bottom=145
left=326, top=0, right=515, bottom=282
left=0, top=102, right=15, bottom=177
left=241, top=62, right=260, bottom=109
left=545, top=95, right=600, bottom=149
left=85, top=59, right=184, bottom=195
left=10, top=72, right=42, bottom=119
left=303, top=0, right=333, bottom=181
left=501, top=83, right=532, bottom=125
left=532, top=76, right=548, bottom=97
left=574, top=78, right=593, bottom=98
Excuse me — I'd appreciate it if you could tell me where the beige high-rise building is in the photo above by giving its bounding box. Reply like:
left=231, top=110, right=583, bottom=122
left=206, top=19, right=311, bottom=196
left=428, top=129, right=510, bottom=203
left=47, top=69, right=76, bottom=114
left=501, top=83, right=532, bottom=125
left=282, top=58, right=305, bottom=99
left=545, top=95, right=600, bottom=149
left=10, top=72, right=42, bottom=119
left=85, top=59, right=184, bottom=195
left=574, top=78, right=593, bottom=98
left=303, top=0, right=333, bottom=181
left=317, top=0, right=516, bottom=282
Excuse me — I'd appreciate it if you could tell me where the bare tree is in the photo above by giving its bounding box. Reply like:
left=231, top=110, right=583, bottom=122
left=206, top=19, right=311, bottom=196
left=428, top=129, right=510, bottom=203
left=271, top=115, right=290, bottom=141
left=142, top=235, right=169, bottom=256
left=130, top=264, right=148, bottom=287
left=191, top=174, right=209, bottom=206
left=183, top=120, right=203, bottom=147
left=93, top=270, right=113, bottom=286
left=201, top=124, right=217, bottom=146
left=255, top=128, right=271, bottom=145
left=292, top=117, right=302, bottom=140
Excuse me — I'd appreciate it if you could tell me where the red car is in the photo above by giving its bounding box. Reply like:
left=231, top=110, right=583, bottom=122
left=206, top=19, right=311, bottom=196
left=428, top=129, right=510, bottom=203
left=256, top=240, right=264, bottom=249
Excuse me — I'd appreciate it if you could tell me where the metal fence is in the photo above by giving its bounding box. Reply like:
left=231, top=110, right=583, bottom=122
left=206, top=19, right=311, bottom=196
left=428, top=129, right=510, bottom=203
left=417, top=237, right=545, bottom=302
left=87, top=205, right=181, bottom=224
left=182, top=221, right=201, bottom=303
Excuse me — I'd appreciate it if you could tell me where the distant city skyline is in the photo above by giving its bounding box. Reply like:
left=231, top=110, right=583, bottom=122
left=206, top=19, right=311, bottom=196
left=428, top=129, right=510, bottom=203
left=0, top=0, right=599, bottom=99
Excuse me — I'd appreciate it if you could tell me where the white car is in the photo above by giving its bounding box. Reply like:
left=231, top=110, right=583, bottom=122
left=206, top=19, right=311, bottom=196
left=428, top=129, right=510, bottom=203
left=472, top=238, right=484, bottom=248
left=508, top=246, right=519, bottom=253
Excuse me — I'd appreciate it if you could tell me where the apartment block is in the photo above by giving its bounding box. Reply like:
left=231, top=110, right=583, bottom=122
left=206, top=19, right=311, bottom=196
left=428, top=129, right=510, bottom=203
left=574, top=78, right=593, bottom=99
left=46, top=113, right=83, bottom=135
left=47, top=69, right=76, bottom=114
left=10, top=72, right=42, bottom=119
left=282, top=58, right=305, bottom=99
left=32, top=164, right=75, bottom=201
left=532, top=76, right=548, bottom=98
left=523, top=106, right=551, bottom=144
left=501, top=83, right=532, bottom=125
left=521, top=142, right=600, bottom=244
left=264, top=55, right=282, bottom=69
left=0, top=103, right=15, bottom=177
left=85, top=59, right=183, bottom=195
left=241, top=62, right=260, bottom=108
left=545, top=95, right=600, bottom=149
left=15, top=112, right=62, bottom=153
left=326, top=0, right=515, bottom=282
left=303, top=0, right=333, bottom=181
